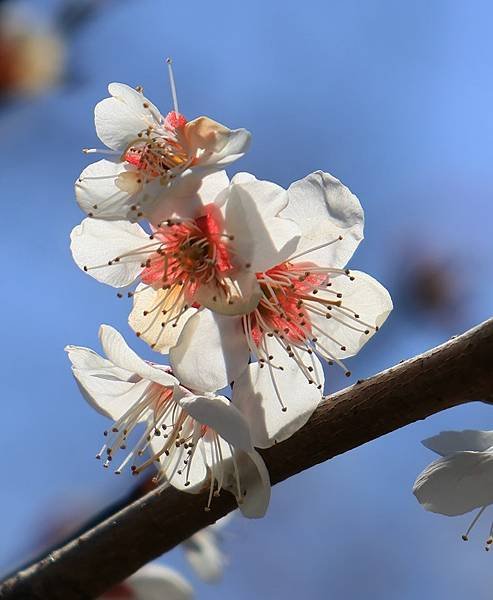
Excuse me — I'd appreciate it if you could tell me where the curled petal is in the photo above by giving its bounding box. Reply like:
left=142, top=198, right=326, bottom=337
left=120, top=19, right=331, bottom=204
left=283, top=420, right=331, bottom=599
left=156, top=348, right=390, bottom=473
left=99, top=325, right=178, bottom=388
left=223, top=450, right=271, bottom=519
left=422, top=430, right=493, bottom=456
left=413, top=451, right=493, bottom=516
left=178, top=394, right=253, bottom=452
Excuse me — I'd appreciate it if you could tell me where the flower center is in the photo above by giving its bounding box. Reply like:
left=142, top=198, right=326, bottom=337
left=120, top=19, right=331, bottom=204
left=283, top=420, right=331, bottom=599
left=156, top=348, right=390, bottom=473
left=123, top=112, right=190, bottom=180
left=242, top=261, right=378, bottom=408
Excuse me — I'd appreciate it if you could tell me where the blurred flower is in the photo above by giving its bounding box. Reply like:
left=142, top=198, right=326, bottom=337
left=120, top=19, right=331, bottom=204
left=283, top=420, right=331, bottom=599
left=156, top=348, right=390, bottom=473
left=70, top=171, right=299, bottom=353
left=66, top=325, right=271, bottom=517
left=76, top=75, right=251, bottom=222
left=413, top=429, right=493, bottom=549
left=170, top=171, right=392, bottom=445
left=183, top=514, right=233, bottom=583
left=0, top=5, right=65, bottom=99
left=100, top=563, right=193, bottom=600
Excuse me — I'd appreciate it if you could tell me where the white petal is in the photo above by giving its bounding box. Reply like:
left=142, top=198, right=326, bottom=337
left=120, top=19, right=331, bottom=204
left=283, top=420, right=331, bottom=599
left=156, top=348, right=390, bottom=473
left=223, top=181, right=300, bottom=272
left=178, top=394, right=253, bottom=452
left=233, top=336, right=324, bottom=448
left=70, top=218, right=149, bottom=287
left=95, top=83, right=162, bottom=152
left=74, top=370, right=149, bottom=422
left=125, top=563, right=193, bottom=600
left=99, top=325, right=178, bottom=388
left=170, top=311, right=249, bottom=392
left=205, top=127, right=251, bottom=166
left=128, top=284, right=197, bottom=353
left=422, top=430, right=493, bottom=456
left=183, top=529, right=225, bottom=583
left=194, top=271, right=262, bottom=316
left=283, top=171, right=364, bottom=268
left=65, top=344, right=113, bottom=370
left=413, top=451, right=493, bottom=516
left=223, top=450, right=271, bottom=519
left=308, top=270, right=392, bottom=359
left=66, top=344, right=149, bottom=421
left=75, top=159, right=142, bottom=221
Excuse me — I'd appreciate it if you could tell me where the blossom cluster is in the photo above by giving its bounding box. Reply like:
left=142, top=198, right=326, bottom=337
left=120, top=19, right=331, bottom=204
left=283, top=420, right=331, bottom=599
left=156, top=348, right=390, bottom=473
left=68, top=64, right=392, bottom=518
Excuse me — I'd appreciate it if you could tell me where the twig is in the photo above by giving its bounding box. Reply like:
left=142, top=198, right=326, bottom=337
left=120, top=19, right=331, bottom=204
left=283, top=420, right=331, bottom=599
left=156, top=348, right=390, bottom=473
left=2, top=318, right=493, bottom=599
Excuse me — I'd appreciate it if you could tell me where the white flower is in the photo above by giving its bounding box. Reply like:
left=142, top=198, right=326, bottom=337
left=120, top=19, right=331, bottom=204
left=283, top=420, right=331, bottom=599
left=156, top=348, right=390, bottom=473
left=100, top=563, right=193, bottom=600
left=70, top=172, right=300, bottom=355
left=75, top=66, right=251, bottom=222
left=182, top=514, right=233, bottom=583
left=413, top=429, right=493, bottom=548
left=169, top=171, right=392, bottom=446
left=66, top=325, right=271, bottom=518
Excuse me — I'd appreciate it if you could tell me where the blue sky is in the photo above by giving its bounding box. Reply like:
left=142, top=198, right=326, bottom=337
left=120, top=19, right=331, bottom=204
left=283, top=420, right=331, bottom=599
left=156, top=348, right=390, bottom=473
left=1, top=0, right=493, bottom=598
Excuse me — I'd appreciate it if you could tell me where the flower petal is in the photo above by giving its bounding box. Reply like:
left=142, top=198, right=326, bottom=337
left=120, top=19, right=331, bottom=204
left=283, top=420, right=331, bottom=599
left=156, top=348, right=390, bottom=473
left=170, top=311, right=249, bottom=392
left=223, top=180, right=300, bottom=272
left=194, top=271, right=262, bottom=316
left=146, top=170, right=230, bottom=226
left=99, top=325, right=178, bottom=388
left=283, top=171, right=364, bottom=268
left=183, top=116, right=251, bottom=167
left=75, top=159, right=143, bottom=221
left=126, top=563, right=194, bottom=600
left=233, top=336, right=324, bottom=448
left=422, top=430, right=493, bottom=456
left=178, top=394, right=253, bottom=452
left=223, top=450, right=271, bottom=519
left=413, top=451, right=493, bottom=516
left=95, top=83, right=162, bottom=152
left=66, top=344, right=149, bottom=421
left=128, top=283, right=197, bottom=353
left=308, top=270, right=392, bottom=360
left=182, top=529, right=225, bottom=583
left=71, top=218, right=149, bottom=287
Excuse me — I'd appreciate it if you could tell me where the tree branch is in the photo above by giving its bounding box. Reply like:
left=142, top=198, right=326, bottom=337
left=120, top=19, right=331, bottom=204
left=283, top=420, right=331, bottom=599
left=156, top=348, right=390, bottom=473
left=2, top=318, right=493, bottom=599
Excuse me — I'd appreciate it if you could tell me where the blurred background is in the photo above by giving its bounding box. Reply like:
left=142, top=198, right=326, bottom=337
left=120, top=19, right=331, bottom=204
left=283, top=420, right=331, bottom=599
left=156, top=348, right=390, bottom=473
left=1, top=0, right=493, bottom=597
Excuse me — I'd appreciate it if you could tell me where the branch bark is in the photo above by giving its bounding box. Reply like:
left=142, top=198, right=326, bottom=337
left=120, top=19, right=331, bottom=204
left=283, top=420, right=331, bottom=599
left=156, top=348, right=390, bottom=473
left=2, top=318, right=493, bottom=599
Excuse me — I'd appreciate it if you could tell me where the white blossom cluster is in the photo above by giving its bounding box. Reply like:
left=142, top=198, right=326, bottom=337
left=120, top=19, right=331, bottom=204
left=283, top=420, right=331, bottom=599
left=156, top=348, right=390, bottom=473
left=67, top=65, right=393, bottom=522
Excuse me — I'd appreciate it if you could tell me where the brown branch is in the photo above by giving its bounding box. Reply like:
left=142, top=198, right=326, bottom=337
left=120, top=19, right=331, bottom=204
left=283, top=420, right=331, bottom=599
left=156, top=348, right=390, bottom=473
left=2, top=318, right=493, bottom=600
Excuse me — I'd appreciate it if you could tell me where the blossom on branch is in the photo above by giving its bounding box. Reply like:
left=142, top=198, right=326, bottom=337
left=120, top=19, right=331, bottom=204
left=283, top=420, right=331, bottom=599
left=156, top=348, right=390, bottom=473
left=414, top=429, right=493, bottom=549
left=66, top=325, right=271, bottom=517
left=169, top=171, right=392, bottom=444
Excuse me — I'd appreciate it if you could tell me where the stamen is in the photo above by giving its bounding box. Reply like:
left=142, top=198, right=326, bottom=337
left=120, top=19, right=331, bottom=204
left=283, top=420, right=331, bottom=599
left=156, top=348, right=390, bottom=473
left=166, top=58, right=179, bottom=114
left=462, top=506, right=487, bottom=541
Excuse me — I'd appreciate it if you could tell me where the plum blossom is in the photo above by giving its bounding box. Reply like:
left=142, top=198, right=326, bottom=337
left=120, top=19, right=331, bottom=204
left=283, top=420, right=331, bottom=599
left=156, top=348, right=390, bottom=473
left=75, top=62, right=251, bottom=222
left=169, top=171, right=392, bottom=445
left=182, top=514, right=233, bottom=583
left=100, top=563, right=193, bottom=600
left=70, top=173, right=300, bottom=355
left=66, top=325, right=271, bottom=517
left=413, top=429, right=493, bottom=549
